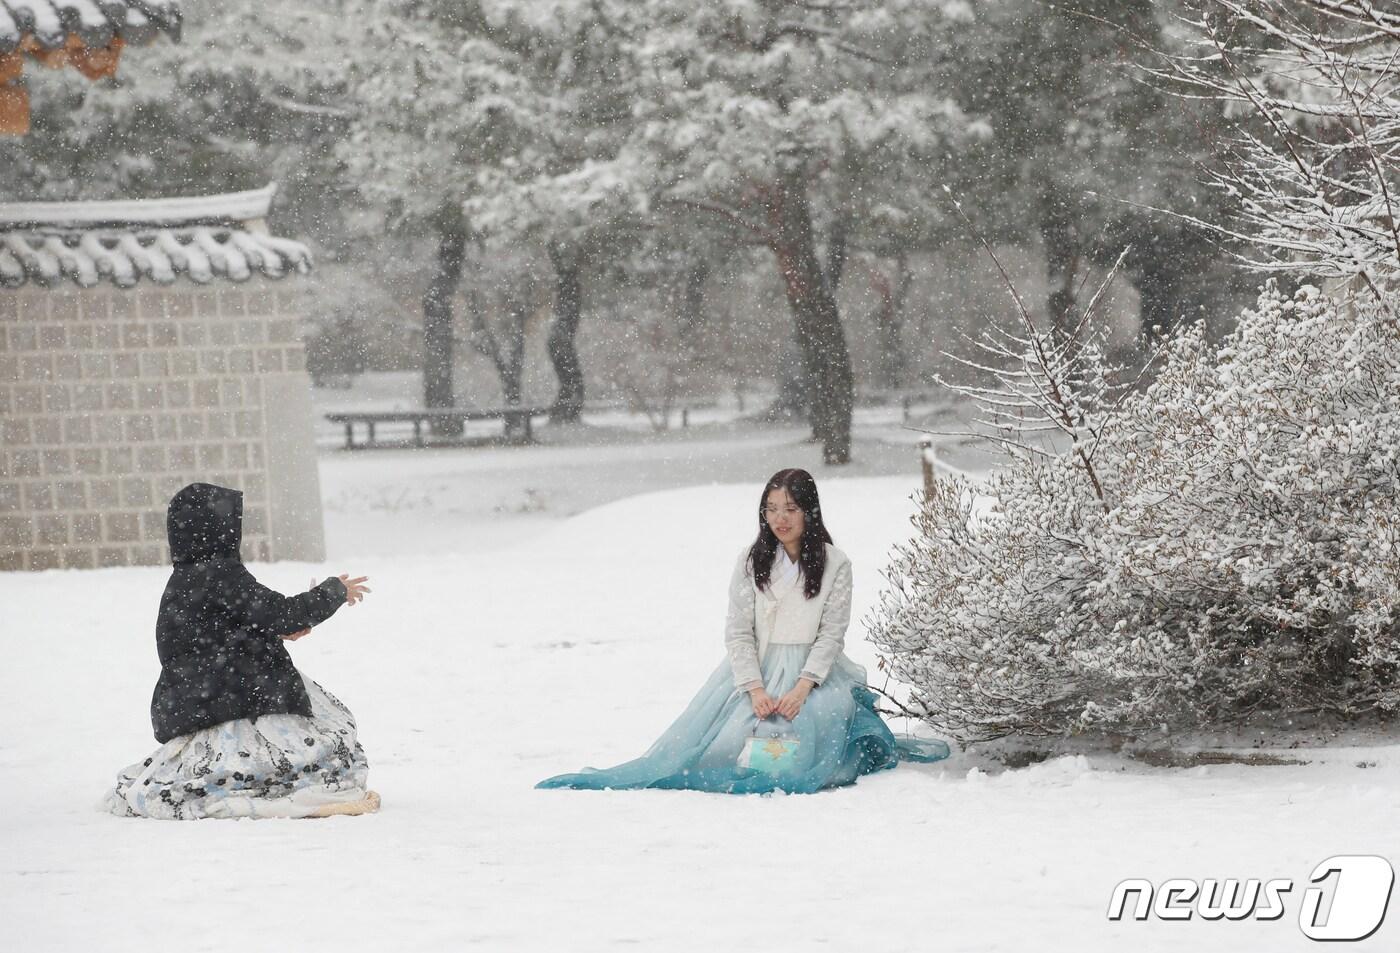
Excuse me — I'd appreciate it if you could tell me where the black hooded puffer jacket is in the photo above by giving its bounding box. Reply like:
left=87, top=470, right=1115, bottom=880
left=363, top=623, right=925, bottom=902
left=150, top=483, right=348, bottom=743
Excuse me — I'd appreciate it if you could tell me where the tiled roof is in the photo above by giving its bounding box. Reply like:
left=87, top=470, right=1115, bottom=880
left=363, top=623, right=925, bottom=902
left=0, top=0, right=181, bottom=53
left=0, top=184, right=313, bottom=289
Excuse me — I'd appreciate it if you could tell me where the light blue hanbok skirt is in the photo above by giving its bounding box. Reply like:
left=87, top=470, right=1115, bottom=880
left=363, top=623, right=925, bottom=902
left=536, top=644, right=950, bottom=795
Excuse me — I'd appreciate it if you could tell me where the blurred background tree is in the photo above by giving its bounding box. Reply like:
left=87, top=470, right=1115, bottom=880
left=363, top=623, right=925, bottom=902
left=0, top=0, right=1253, bottom=459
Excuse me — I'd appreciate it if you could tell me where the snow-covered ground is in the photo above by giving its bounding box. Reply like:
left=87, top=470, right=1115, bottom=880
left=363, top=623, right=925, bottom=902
left=3, top=397, right=1398, bottom=952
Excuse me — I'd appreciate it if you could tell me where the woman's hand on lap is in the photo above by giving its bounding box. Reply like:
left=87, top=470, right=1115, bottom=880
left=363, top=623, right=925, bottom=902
left=748, top=687, right=777, bottom=718
left=775, top=681, right=813, bottom=720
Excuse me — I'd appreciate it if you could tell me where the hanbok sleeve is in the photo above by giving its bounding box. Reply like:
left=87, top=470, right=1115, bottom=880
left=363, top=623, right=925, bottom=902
left=724, top=550, right=763, bottom=692
left=800, top=558, right=852, bottom=686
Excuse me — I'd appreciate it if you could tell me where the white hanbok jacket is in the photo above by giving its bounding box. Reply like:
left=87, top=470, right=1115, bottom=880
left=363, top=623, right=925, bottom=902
left=723, top=542, right=854, bottom=692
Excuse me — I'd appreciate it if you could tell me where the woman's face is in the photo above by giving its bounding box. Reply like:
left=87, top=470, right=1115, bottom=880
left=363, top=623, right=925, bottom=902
left=763, top=487, right=805, bottom=549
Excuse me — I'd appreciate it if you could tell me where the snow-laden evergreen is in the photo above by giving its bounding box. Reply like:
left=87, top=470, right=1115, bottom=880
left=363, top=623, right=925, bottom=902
left=439, top=0, right=986, bottom=459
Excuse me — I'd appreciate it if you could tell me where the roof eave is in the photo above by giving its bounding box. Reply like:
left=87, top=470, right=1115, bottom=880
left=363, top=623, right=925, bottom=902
left=0, top=183, right=278, bottom=229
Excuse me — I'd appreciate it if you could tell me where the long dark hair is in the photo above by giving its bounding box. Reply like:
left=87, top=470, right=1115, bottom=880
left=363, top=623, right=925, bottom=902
left=748, top=468, right=834, bottom=599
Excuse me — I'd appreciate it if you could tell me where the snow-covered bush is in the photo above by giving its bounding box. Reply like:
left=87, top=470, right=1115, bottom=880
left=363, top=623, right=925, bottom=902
left=869, top=0, right=1400, bottom=742
left=869, top=282, right=1400, bottom=740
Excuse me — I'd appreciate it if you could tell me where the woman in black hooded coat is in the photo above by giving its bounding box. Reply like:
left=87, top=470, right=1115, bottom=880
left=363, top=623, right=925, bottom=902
left=103, top=482, right=378, bottom=820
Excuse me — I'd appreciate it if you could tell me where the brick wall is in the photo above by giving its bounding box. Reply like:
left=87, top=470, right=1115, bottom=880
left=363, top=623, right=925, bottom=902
left=0, top=278, right=327, bottom=571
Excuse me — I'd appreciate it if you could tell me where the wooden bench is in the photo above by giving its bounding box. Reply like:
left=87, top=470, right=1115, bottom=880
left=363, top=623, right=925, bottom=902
left=324, top=406, right=553, bottom=449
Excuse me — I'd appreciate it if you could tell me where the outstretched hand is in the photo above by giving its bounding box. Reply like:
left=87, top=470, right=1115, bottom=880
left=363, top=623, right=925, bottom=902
left=285, top=574, right=370, bottom=640
left=340, top=574, right=371, bottom=606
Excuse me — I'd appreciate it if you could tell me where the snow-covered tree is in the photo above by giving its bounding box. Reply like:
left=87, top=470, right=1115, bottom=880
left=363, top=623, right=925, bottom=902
left=463, top=3, right=644, bottom=422
left=0, top=0, right=438, bottom=371
left=0, top=0, right=359, bottom=213
left=331, top=3, right=508, bottom=419
left=1148, top=0, right=1400, bottom=298
left=458, top=0, right=984, bottom=462
left=342, top=1, right=644, bottom=421
left=870, top=0, right=1400, bottom=741
left=950, top=0, right=1245, bottom=339
left=463, top=247, right=549, bottom=435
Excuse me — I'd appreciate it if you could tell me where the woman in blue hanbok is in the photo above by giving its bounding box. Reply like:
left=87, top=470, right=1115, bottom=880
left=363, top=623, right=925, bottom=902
left=536, top=468, right=949, bottom=795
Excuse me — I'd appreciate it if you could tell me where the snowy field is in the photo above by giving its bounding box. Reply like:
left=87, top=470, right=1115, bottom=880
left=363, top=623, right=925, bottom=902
left=4, top=406, right=1399, bottom=952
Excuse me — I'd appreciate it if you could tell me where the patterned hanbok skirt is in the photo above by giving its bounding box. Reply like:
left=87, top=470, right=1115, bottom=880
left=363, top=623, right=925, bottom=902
left=102, top=674, right=375, bottom=820
left=536, top=645, right=950, bottom=795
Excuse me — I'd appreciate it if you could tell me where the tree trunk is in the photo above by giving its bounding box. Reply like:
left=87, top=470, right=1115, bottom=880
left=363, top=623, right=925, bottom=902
left=1133, top=226, right=1217, bottom=338
left=1038, top=185, right=1081, bottom=340
left=893, top=252, right=912, bottom=382
left=546, top=243, right=585, bottom=424
left=677, top=259, right=709, bottom=361
left=769, top=362, right=814, bottom=423
left=423, top=203, right=467, bottom=437
left=500, top=288, right=528, bottom=439
left=868, top=251, right=911, bottom=389
left=1135, top=254, right=1176, bottom=338
left=468, top=284, right=532, bottom=439
left=469, top=288, right=529, bottom=403
left=766, top=174, right=855, bottom=465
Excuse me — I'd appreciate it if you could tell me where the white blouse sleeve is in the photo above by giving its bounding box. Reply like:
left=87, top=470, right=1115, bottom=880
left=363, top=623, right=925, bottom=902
left=800, top=558, right=852, bottom=686
left=723, top=550, right=764, bottom=692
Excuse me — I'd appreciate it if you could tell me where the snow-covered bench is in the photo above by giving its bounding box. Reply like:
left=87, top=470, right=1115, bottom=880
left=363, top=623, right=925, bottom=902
left=325, top=407, right=552, bottom=449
